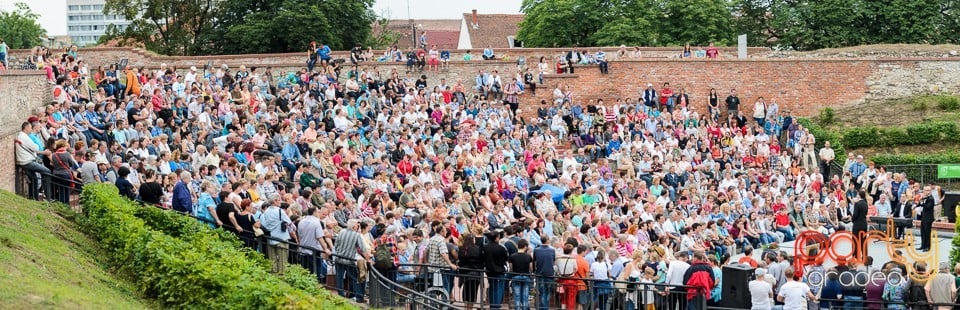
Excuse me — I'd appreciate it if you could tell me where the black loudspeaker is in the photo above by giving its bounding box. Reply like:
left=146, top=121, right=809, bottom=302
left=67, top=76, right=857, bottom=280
left=720, top=264, right=755, bottom=309
left=945, top=191, right=960, bottom=223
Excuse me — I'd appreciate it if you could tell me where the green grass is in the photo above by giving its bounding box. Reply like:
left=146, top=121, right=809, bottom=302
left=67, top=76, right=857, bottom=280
left=0, top=191, right=151, bottom=310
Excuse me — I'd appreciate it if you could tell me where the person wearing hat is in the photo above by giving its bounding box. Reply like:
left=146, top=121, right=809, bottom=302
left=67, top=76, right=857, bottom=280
left=642, top=83, right=658, bottom=108
left=749, top=267, right=774, bottom=310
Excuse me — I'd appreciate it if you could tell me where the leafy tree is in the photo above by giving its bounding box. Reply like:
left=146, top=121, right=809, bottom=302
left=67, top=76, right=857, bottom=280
left=215, top=0, right=375, bottom=54
left=101, top=0, right=217, bottom=56
left=0, top=3, right=46, bottom=49
left=518, top=0, right=598, bottom=47
left=660, top=0, right=736, bottom=46
left=366, top=16, right=403, bottom=50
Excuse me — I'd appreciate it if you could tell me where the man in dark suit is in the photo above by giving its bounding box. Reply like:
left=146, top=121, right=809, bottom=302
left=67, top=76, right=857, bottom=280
left=891, top=195, right=914, bottom=240
left=918, top=186, right=935, bottom=251
left=852, top=190, right=869, bottom=258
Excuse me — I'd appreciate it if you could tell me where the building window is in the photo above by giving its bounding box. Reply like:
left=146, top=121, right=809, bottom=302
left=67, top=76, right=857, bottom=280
left=93, top=4, right=103, bottom=10
left=69, top=5, right=79, bottom=11
left=81, top=5, right=91, bottom=10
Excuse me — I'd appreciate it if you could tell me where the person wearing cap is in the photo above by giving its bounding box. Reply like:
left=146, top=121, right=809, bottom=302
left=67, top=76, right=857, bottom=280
left=749, top=267, right=774, bottom=310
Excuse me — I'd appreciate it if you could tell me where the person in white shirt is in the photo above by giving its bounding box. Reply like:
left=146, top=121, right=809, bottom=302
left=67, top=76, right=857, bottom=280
left=777, top=267, right=818, bottom=310
left=665, top=251, right=690, bottom=290
left=749, top=268, right=774, bottom=310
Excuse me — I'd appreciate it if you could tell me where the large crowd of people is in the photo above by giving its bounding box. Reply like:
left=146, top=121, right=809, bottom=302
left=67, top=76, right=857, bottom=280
left=13, top=44, right=958, bottom=310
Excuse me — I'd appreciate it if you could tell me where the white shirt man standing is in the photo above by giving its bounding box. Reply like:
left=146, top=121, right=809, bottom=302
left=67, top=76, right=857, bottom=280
left=749, top=268, right=774, bottom=310
left=777, top=267, right=818, bottom=310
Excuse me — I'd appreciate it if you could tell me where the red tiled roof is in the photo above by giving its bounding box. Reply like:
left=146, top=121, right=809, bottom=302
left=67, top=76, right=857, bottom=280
left=463, top=13, right=524, bottom=49
left=380, top=19, right=462, bottom=50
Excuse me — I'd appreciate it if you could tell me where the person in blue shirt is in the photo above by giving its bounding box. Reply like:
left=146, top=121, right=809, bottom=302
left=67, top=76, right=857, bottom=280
left=596, top=49, right=608, bottom=74
left=281, top=138, right=302, bottom=181
left=848, top=155, right=867, bottom=187
left=171, top=171, right=193, bottom=214
left=482, top=46, right=495, bottom=60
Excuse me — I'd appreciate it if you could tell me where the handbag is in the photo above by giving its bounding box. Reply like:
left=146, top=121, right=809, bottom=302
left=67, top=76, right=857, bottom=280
left=53, top=153, right=78, bottom=188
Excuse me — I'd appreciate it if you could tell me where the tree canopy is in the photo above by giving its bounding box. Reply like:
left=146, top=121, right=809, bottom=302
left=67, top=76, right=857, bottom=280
left=519, top=0, right=960, bottom=50
left=101, top=0, right=375, bottom=56
left=0, top=3, right=47, bottom=49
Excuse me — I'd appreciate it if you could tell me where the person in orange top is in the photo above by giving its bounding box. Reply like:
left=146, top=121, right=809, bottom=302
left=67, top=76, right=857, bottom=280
left=737, top=245, right=759, bottom=268
left=556, top=244, right=582, bottom=310
left=124, top=66, right=141, bottom=97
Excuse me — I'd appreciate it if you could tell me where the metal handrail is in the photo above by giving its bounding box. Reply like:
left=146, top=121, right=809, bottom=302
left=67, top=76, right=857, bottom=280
left=14, top=167, right=455, bottom=308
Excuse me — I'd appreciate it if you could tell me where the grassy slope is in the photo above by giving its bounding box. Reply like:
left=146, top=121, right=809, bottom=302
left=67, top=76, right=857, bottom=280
left=0, top=191, right=151, bottom=310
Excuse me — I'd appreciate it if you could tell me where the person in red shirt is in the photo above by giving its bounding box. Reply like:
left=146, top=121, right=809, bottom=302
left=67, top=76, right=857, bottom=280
left=397, top=154, right=413, bottom=175
left=774, top=208, right=795, bottom=242
left=705, top=42, right=720, bottom=59
left=475, top=137, right=488, bottom=152
left=660, top=82, right=674, bottom=112
left=597, top=218, right=613, bottom=239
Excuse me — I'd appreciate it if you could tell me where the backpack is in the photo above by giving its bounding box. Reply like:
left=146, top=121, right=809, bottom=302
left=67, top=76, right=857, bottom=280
left=373, top=242, right=394, bottom=270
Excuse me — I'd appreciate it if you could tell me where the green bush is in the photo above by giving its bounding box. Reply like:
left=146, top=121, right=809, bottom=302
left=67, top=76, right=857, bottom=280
left=841, top=126, right=880, bottom=149
left=937, top=95, right=960, bottom=111
left=817, top=107, right=836, bottom=126
left=79, top=184, right=353, bottom=310
left=911, top=99, right=928, bottom=111
left=870, top=151, right=960, bottom=166
left=839, top=121, right=958, bottom=149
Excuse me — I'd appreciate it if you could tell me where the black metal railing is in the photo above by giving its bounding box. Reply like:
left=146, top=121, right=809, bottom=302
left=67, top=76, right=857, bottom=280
left=392, top=263, right=710, bottom=310
left=13, top=166, right=455, bottom=309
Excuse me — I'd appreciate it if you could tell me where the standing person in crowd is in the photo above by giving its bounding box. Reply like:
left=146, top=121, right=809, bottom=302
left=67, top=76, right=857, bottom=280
left=918, top=185, right=935, bottom=252
left=665, top=252, right=691, bottom=310
left=819, top=141, right=836, bottom=178
left=926, top=262, right=957, bottom=310
left=749, top=268, right=774, bottom=310
left=457, top=232, right=484, bottom=309
left=533, top=235, right=556, bottom=310
left=725, top=89, right=740, bottom=119
left=852, top=190, right=869, bottom=257
left=334, top=219, right=369, bottom=302
left=777, top=267, right=818, bottom=310
left=16, top=121, right=51, bottom=200
left=509, top=239, right=534, bottom=310
left=483, top=230, right=509, bottom=309
left=171, top=171, right=192, bottom=213
left=261, top=198, right=292, bottom=275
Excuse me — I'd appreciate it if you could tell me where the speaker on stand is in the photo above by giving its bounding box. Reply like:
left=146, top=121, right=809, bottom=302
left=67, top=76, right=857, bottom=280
left=945, top=191, right=960, bottom=223
left=719, top=264, right=755, bottom=309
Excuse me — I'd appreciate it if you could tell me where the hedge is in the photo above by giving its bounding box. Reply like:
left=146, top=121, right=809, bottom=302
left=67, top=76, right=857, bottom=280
left=870, top=151, right=960, bottom=166
left=841, top=121, right=960, bottom=149
left=79, top=184, right=354, bottom=310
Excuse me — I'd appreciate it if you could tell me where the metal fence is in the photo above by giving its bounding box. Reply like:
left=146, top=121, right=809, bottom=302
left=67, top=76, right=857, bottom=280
left=389, top=263, right=709, bottom=310
left=13, top=166, right=455, bottom=309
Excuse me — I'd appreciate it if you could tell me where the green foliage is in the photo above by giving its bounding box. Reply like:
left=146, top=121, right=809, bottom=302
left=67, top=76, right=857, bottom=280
left=840, top=121, right=959, bottom=149
left=817, top=107, right=836, bottom=126
left=731, top=0, right=960, bottom=50
left=518, top=0, right=733, bottom=47
left=366, top=16, right=403, bottom=49
left=870, top=151, right=960, bottom=166
left=102, top=0, right=374, bottom=55
left=215, top=0, right=375, bottom=54
left=796, top=117, right=846, bottom=159
left=0, top=3, right=46, bottom=49
left=79, top=184, right=353, bottom=309
left=937, top=95, right=960, bottom=111
left=102, top=0, right=217, bottom=55
left=911, top=99, right=928, bottom=111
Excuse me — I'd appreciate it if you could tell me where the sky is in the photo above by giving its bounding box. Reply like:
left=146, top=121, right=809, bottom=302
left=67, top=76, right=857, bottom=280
left=2, top=0, right=524, bottom=37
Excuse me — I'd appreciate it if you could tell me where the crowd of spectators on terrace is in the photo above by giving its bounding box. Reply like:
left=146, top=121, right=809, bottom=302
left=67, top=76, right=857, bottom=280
left=12, top=43, right=958, bottom=310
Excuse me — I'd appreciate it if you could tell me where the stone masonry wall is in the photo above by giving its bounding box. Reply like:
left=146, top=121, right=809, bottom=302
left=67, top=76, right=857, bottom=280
left=0, top=70, right=53, bottom=191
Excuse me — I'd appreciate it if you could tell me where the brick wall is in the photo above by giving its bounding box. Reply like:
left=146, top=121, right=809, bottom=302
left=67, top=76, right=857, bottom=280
left=0, top=70, right=53, bottom=191
left=525, top=59, right=960, bottom=119
left=6, top=46, right=768, bottom=71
